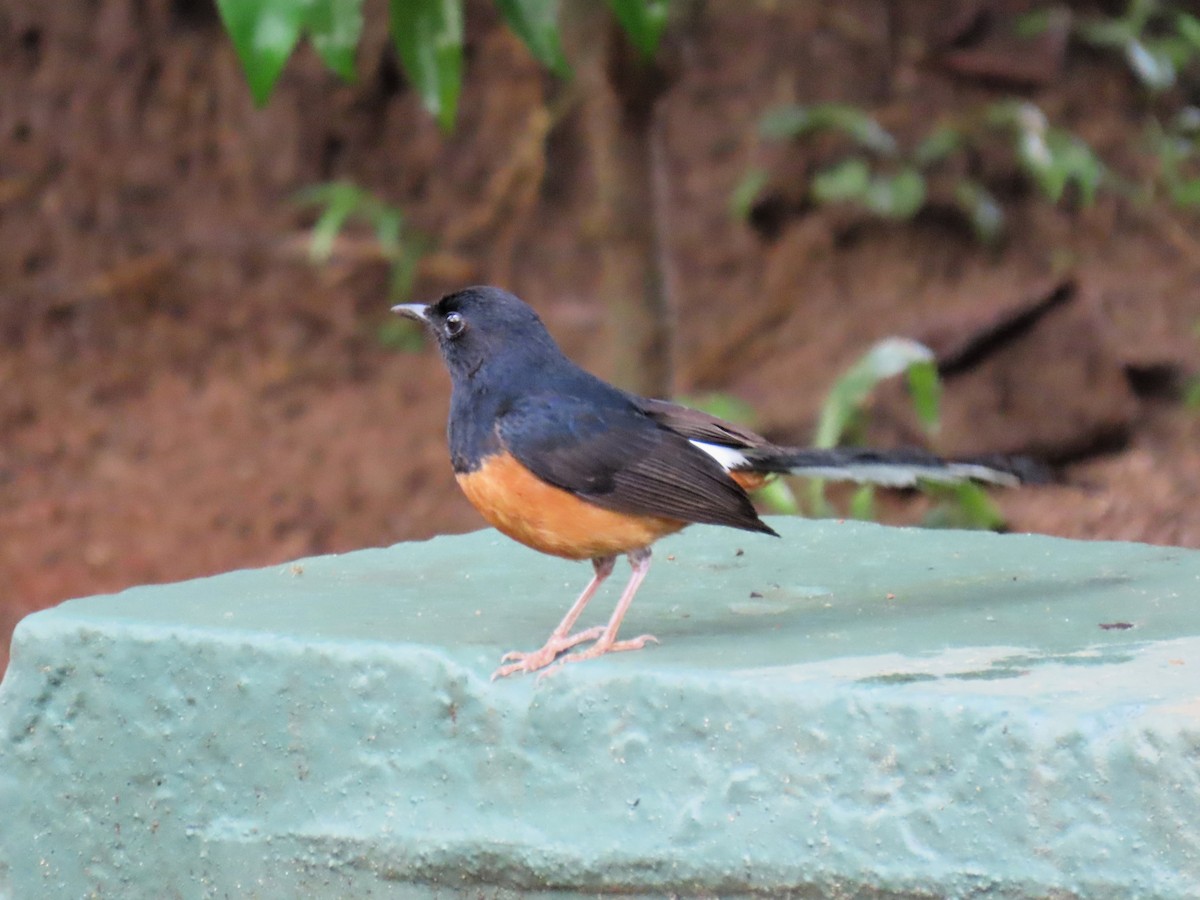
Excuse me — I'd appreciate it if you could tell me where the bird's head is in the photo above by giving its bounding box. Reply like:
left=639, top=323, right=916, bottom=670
left=392, top=285, right=561, bottom=384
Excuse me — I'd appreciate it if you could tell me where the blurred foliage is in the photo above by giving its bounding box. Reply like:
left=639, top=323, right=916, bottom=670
left=495, top=0, right=569, bottom=76
left=987, top=100, right=1106, bottom=206
left=216, top=0, right=666, bottom=129
left=922, top=483, right=1008, bottom=531
left=738, top=0, right=1200, bottom=239
left=1142, top=107, right=1200, bottom=207
left=1065, top=0, right=1200, bottom=93
left=813, top=338, right=940, bottom=449
left=810, top=338, right=941, bottom=522
left=387, top=0, right=465, bottom=132
left=222, top=0, right=671, bottom=354
left=294, top=181, right=423, bottom=299
left=215, top=0, right=363, bottom=105
left=607, top=0, right=670, bottom=59
left=738, top=99, right=1113, bottom=243
left=294, top=182, right=426, bottom=349
left=812, top=340, right=1003, bottom=529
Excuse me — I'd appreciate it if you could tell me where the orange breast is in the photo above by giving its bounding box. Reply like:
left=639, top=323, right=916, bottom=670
left=456, top=452, right=686, bottom=560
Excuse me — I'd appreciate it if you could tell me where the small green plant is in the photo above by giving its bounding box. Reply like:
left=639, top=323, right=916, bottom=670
left=803, top=337, right=1004, bottom=529
left=735, top=102, right=931, bottom=225
left=806, top=338, right=942, bottom=520
left=294, top=181, right=427, bottom=349
left=1022, top=2, right=1200, bottom=213
left=1143, top=107, right=1200, bottom=208
left=1066, top=0, right=1200, bottom=94
left=737, top=99, right=1108, bottom=243
left=986, top=100, right=1106, bottom=206
left=812, top=338, right=941, bottom=448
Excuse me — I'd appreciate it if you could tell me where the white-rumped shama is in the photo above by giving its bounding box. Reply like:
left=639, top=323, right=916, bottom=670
left=394, top=286, right=1023, bottom=679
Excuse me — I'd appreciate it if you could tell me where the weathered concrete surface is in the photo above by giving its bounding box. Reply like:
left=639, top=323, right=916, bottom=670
left=1, top=519, right=1199, bottom=899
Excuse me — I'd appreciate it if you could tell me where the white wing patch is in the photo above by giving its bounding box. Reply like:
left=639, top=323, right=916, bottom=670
left=690, top=440, right=749, bottom=472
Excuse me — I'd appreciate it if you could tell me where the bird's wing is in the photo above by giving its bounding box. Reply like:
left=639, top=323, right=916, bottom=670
left=630, top=396, right=771, bottom=450
left=496, top=395, right=776, bottom=534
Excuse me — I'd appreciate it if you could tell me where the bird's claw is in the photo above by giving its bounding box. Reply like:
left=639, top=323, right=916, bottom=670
left=492, top=632, right=660, bottom=680
left=558, top=633, right=658, bottom=666
left=491, top=625, right=606, bottom=679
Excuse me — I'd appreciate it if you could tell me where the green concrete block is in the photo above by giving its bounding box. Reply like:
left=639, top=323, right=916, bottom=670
left=2, top=519, right=1199, bottom=898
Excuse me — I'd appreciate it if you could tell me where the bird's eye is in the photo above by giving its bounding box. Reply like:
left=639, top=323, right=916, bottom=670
left=444, top=312, right=466, bottom=339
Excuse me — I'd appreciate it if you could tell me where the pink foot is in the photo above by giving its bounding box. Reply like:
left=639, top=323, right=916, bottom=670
left=557, top=633, right=659, bottom=666
left=491, top=625, right=606, bottom=680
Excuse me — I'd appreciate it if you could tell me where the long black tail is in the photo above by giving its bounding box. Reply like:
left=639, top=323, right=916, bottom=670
left=743, top=446, right=1043, bottom=488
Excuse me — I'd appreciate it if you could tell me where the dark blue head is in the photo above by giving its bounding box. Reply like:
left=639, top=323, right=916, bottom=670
left=393, top=286, right=564, bottom=387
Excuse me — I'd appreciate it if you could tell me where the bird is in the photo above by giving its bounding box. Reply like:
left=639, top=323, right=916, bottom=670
left=392, top=286, right=1026, bottom=679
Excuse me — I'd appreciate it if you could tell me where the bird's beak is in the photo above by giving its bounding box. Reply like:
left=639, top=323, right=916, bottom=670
left=391, top=303, right=430, bottom=323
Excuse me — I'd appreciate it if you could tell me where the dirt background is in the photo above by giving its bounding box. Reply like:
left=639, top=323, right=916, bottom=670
left=2, top=0, right=1198, bottom=673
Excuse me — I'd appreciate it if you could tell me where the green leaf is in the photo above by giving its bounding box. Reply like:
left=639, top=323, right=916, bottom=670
left=758, top=105, right=813, bottom=139
left=1009, top=109, right=1104, bottom=206
left=730, top=168, right=769, bottom=220
left=923, top=483, right=1006, bottom=531
left=754, top=479, right=801, bottom=516
left=811, top=157, right=872, bottom=205
left=812, top=160, right=924, bottom=220
left=372, top=207, right=404, bottom=261
left=1178, top=12, right=1200, bottom=50
left=295, top=181, right=369, bottom=262
left=388, top=240, right=425, bottom=302
left=760, top=104, right=897, bottom=155
left=1015, top=9, right=1056, bottom=38
left=864, top=167, right=925, bottom=219
left=217, top=0, right=305, bottom=105
left=606, top=0, right=669, bottom=58
left=497, top=0, right=569, bottom=76
left=308, top=0, right=365, bottom=81
left=389, top=0, right=464, bottom=131
left=295, top=181, right=425, bottom=303
left=1175, top=106, right=1200, bottom=135
left=804, top=480, right=835, bottom=519
left=1185, top=377, right=1200, bottom=410
left=819, top=106, right=897, bottom=155
left=1075, top=15, right=1135, bottom=49
left=905, top=359, right=942, bottom=433
left=953, top=179, right=1005, bottom=244
left=1046, top=130, right=1105, bottom=205
left=1126, top=38, right=1176, bottom=91
left=814, top=337, right=936, bottom=448
left=913, top=125, right=964, bottom=167
left=1169, top=177, right=1200, bottom=207
left=848, top=484, right=876, bottom=521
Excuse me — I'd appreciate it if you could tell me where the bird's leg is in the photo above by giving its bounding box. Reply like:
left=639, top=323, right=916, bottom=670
left=556, top=547, right=658, bottom=666
left=491, top=555, right=616, bottom=679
